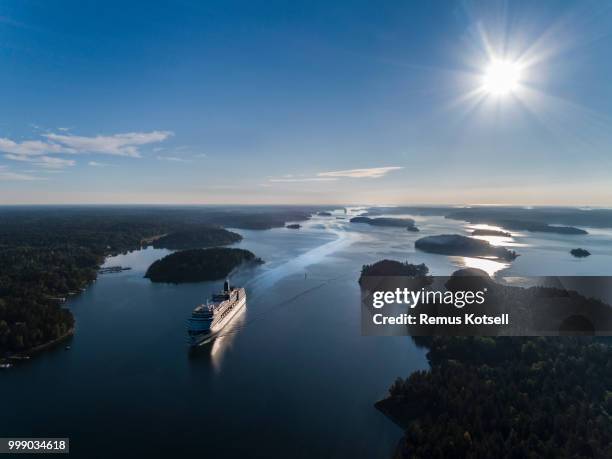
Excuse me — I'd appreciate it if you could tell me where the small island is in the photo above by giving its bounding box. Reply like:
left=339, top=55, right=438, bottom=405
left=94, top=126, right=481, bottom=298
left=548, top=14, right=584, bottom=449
left=286, top=224, right=301, bottom=229
left=471, top=229, right=511, bottom=237
left=145, top=248, right=263, bottom=283
left=359, top=260, right=429, bottom=284
left=317, top=211, right=333, bottom=217
left=570, top=248, right=591, bottom=258
left=415, top=234, right=518, bottom=261
left=350, top=216, right=419, bottom=232
left=151, top=227, right=242, bottom=250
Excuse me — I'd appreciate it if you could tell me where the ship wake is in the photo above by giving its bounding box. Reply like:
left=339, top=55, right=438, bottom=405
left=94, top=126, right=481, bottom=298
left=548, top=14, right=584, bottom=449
left=245, top=224, right=355, bottom=293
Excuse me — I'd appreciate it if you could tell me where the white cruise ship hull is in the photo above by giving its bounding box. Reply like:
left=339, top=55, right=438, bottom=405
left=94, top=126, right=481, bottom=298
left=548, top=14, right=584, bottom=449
left=189, top=293, right=246, bottom=346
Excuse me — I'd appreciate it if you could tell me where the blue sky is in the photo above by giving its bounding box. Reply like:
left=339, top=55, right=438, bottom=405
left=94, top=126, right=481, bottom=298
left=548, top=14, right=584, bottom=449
left=1, top=0, right=612, bottom=205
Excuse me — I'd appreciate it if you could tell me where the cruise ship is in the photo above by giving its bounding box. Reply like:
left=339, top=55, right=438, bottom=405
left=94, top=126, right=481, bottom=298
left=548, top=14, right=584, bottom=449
left=187, top=279, right=246, bottom=346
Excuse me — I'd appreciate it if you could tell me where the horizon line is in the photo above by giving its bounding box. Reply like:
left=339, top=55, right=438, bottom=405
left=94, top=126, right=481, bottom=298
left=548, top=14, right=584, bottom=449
left=0, top=202, right=610, bottom=209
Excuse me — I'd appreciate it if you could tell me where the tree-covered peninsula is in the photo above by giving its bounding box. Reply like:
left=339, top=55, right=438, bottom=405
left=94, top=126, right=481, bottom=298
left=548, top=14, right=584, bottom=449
left=366, top=266, right=612, bottom=457
left=377, top=336, right=612, bottom=458
left=145, top=248, right=263, bottom=283
left=151, top=227, right=242, bottom=250
left=0, top=210, right=172, bottom=355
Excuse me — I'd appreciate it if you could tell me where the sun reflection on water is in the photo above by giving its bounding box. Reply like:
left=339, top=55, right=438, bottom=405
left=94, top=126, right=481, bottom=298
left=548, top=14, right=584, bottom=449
left=210, top=305, right=247, bottom=371
left=451, top=256, right=509, bottom=277
left=466, top=224, right=529, bottom=247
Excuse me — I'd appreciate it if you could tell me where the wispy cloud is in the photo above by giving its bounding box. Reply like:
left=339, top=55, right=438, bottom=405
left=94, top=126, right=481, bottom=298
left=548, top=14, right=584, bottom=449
left=268, top=166, right=403, bottom=184
left=0, top=166, right=42, bottom=181
left=269, top=177, right=337, bottom=183
left=0, top=130, right=173, bottom=160
left=35, top=156, right=76, bottom=169
left=317, top=166, right=403, bottom=179
left=157, top=145, right=207, bottom=159
left=44, top=131, right=173, bottom=157
left=157, top=155, right=192, bottom=163
left=4, top=154, right=75, bottom=169
left=0, top=138, right=69, bottom=156
left=4, top=154, right=36, bottom=162
left=88, top=161, right=109, bottom=167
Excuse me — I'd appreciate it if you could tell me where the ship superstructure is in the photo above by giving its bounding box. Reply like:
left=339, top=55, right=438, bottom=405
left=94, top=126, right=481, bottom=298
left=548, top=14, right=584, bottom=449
left=187, top=279, right=246, bottom=346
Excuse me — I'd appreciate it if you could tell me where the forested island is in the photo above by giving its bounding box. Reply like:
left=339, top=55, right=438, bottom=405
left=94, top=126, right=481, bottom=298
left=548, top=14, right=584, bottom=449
left=286, top=224, right=301, bottom=229
left=151, top=227, right=242, bottom=250
left=144, top=248, right=263, bottom=283
left=359, top=260, right=430, bottom=284
left=571, top=248, right=591, bottom=258
left=377, top=336, right=612, bottom=458
left=350, top=217, right=419, bottom=232
left=359, top=260, right=433, bottom=295
left=0, top=206, right=320, bottom=355
left=415, top=234, right=518, bottom=261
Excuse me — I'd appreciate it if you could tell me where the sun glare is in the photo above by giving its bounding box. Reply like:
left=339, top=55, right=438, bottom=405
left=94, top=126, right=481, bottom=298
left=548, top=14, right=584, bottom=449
left=482, top=60, right=522, bottom=96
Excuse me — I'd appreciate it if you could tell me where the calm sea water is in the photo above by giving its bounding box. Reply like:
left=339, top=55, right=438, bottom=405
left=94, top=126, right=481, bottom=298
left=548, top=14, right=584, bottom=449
left=2, top=210, right=612, bottom=458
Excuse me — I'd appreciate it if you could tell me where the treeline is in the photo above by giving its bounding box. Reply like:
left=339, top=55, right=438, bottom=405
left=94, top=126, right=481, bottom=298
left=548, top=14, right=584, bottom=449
left=378, top=336, right=612, bottom=458
left=359, top=260, right=430, bottom=280
left=363, top=206, right=612, bottom=230
left=151, top=228, right=242, bottom=250
left=0, top=206, right=315, bottom=354
left=0, top=212, right=176, bottom=354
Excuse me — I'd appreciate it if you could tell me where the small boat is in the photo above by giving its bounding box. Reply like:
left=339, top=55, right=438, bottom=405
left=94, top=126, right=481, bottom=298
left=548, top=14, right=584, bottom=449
left=8, top=355, right=30, bottom=361
left=65, top=345, right=71, bottom=351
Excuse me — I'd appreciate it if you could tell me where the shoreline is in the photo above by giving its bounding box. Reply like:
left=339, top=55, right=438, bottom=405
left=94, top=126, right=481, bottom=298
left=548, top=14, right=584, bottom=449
left=7, top=326, right=75, bottom=361
left=140, top=233, right=168, bottom=247
left=9, top=242, right=145, bottom=361
left=4, top=238, right=164, bottom=362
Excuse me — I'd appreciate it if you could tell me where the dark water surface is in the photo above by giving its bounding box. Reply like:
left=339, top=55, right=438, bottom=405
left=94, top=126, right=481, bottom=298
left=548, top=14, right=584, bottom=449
left=3, top=210, right=612, bottom=458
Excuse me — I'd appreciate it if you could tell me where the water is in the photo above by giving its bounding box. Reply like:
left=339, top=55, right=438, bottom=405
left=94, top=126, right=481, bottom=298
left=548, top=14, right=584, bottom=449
left=2, top=210, right=612, bottom=458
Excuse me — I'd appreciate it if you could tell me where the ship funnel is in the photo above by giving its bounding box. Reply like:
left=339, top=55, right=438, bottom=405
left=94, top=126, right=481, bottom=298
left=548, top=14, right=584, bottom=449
left=224, top=279, right=230, bottom=292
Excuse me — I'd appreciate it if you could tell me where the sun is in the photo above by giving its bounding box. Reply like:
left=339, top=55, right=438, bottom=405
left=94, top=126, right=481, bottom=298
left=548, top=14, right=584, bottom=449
left=481, top=59, right=523, bottom=96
